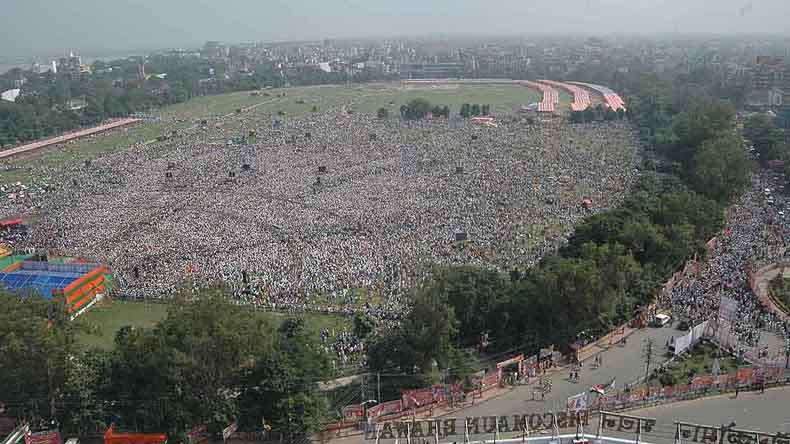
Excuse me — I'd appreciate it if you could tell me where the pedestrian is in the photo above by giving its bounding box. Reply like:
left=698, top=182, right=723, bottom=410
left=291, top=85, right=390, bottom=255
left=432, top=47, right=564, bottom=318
left=734, top=384, right=739, bottom=398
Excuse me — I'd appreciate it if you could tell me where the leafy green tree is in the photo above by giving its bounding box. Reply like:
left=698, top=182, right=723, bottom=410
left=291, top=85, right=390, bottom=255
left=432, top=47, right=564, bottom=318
left=471, top=104, right=481, bottom=116
left=691, top=134, right=753, bottom=202
left=108, top=288, right=277, bottom=435
left=352, top=313, right=375, bottom=340
left=427, top=267, right=511, bottom=347
left=744, top=113, right=786, bottom=162
left=460, top=103, right=471, bottom=118
left=670, top=100, right=735, bottom=164
left=368, top=288, right=459, bottom=376
left=238, top=318, right=330, bottom=441
left=0, top=291, right=78, bottom=422
left=403, top=98, right=432, bottom=120
left=376, top=107, right=389, bottom=119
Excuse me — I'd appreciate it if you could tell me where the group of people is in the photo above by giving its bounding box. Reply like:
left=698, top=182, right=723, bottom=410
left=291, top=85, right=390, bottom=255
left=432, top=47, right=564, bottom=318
left=0, top=103, right=640, bottom=324
left=663, top=170, right=790, bottom=362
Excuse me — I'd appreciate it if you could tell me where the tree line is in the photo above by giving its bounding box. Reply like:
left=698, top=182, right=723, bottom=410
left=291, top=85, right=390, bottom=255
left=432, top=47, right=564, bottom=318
left=0, top=55, right=398, bottom=149
left=0, top=288, right=331, bottom=442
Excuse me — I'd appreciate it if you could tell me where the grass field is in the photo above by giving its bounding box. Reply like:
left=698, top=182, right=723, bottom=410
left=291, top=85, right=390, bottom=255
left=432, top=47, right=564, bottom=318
left=649, top=341, right=740, bottom=387
left=75, top=299, right=353, bottom=350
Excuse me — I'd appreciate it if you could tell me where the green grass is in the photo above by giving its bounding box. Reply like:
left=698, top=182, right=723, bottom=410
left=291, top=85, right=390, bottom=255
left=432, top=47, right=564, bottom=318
left=649, top=341, right=740, bottom=387
left=75, top=299, right=352, bottom=350
left=351, top=85, right=546, bottom=115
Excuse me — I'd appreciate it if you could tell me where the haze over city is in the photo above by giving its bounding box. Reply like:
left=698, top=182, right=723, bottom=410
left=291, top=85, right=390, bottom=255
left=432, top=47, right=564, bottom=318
left=2, top=1, right=790, bottom=444
left=2, top=0, right=790, bottom=56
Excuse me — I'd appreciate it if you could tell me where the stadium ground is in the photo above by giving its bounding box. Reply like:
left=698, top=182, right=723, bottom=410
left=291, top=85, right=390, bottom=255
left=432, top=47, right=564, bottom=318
left=75, top=299, right=353, bottom=350
left=0, top=83, right=547, bottom=184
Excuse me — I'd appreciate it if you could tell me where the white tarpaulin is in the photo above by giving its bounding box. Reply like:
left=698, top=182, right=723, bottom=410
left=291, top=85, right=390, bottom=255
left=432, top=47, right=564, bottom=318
left=674, top=332, right=692, bottom=355
left=674, top=320, right=708, bottom=355
left=691, top=320, right=708, bottom=343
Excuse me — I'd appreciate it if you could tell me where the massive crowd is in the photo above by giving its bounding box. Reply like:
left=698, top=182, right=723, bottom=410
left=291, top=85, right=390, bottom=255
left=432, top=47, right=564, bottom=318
left=663, top=170, right=790, bottom=362
left=0, top=105, right=640, bottom=321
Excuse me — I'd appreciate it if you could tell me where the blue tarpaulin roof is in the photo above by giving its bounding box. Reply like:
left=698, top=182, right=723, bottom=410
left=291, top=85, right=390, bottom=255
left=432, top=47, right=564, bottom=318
left=0, top=270, right=82, bottom=299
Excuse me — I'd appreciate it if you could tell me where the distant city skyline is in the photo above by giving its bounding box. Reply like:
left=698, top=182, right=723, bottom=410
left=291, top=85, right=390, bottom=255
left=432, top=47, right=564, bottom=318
left=2, top=0, right=790, bottom=58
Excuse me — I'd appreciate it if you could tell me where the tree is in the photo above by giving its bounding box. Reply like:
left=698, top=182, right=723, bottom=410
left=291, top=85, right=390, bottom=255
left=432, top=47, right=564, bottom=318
left=670, top=100, right=735, bottom=165
left=353, top=313, right=375, bottom=340
left=368, top=287, right=459, bottom=376
left=108, top=288, right=277, bottom=435
left=238, top=318, right=330, bottom=442
left=460, top=104, right=471, bottom=118
left=0, top=291, right=78, bottom=423
left=376, top=107, right=389, bottom=119
left=744, top=113, right=786, bottom=162
left=428, top=267, right=511, bottom=347
left=404, top=98, right=432, bottom=120
left=471, top=104, right=481, bottom=117
left=691, top=134, right=752, bottom=202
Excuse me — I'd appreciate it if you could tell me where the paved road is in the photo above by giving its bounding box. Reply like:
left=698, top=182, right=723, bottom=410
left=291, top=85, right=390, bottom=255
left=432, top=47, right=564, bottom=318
left=328, top=326, right=679, bottom=444
left=619, top=386, right=790, bottom=443
left=453, top=325, right=679, bottom=418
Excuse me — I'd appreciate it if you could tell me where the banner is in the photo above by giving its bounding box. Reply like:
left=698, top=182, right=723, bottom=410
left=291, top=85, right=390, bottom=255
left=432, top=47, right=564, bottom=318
left=25, top=430, right=61, bottom=444
left=719, top=297, right=738, bottom=322
left=691, top=321, right=708, bottom=344
left=222, top=421, right=237, bottom=441
left=567, top=392, right=588, bottom=412
left=367, top=400, right=403, bottom=419
left=187, top=425, right=209, bottom=444
left=674, top=332, right=692, bottom=355
left=342, top=404, right=364, bottom=420
left=691, top=375, right=714, bottom=390
left=402, top=388, right=434, bottom=409
left=736, top=368, right=754, bottom=385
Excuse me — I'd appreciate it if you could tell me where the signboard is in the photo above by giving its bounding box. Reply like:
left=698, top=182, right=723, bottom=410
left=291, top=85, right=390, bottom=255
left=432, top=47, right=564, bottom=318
left=222, top=421, right=237, bottom=441
left=365, top=410, right=590, bottom=440
left=187, top=425, right=209, bottom=444
left=566, top=392, right=588, bottom=413
left=600, top=412, right=657, bottom=434
left=342, top=404, right=364, bottom=420
left=402, top=387, right=435, bottom=409
left=368, top=400, right=403, bottom=419
left=25, top=430, right=61, bottom=444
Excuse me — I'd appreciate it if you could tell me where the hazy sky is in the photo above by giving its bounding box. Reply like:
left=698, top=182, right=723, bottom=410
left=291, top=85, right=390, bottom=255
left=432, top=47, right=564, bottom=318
left=1, top=0, right=789, bottom=57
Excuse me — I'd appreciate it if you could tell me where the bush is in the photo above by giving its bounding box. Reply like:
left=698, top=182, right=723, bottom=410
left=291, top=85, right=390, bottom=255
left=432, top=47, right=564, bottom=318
left=659, top=371, right=678, bottom=387
left=377, top=107, right=389, bottom=119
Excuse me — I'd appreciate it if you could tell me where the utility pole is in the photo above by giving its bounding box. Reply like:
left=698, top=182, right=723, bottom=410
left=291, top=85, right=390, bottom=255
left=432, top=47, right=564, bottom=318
left=377, top=373, right=381, bottom=404
left=642, top=337, right=656, bottom=382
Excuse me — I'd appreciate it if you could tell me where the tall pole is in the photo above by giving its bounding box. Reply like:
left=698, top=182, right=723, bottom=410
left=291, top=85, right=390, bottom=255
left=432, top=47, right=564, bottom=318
left=377, top=373, right=381, bottom=404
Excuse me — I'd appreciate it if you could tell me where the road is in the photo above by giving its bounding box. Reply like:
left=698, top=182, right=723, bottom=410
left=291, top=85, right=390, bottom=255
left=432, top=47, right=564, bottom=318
left=453, top=325, right=678, bottom=418
left=328, top=325, right=678, bottom=444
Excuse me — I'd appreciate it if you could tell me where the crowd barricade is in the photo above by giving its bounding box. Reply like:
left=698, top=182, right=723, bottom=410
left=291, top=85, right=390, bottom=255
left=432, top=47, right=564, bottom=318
left=341, top=404, right=364, bottom=421
left=592, top=367, right=790, bottom=412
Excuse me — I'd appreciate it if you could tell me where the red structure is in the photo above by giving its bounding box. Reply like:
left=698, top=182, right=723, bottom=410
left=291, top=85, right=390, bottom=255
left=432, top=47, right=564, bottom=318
left=104, top=425, right=167, bottom=444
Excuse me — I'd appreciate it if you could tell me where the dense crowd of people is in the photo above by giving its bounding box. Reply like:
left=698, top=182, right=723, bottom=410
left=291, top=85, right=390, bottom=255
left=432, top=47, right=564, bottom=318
left=0, top=105, right=640, bottom=321
left=663, top=170, right=790, bottom=362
